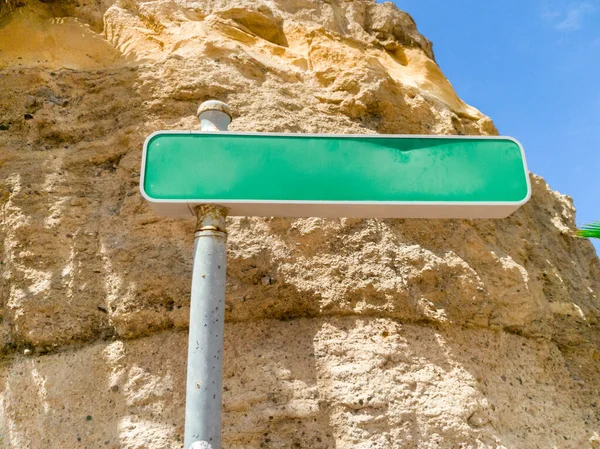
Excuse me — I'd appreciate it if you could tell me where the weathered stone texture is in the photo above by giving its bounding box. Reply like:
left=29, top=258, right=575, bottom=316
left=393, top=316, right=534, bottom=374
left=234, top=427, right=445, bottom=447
left=0, top=0, right=599, bottom=447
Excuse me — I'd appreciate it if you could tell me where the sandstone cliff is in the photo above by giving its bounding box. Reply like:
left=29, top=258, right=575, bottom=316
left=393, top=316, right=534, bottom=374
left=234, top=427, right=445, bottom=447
left=0, top=0, right=599, bottom=448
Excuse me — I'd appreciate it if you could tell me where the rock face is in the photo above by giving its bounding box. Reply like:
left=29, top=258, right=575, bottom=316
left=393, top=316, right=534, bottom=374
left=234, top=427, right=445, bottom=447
left=0, top=0, right=599, bottom=448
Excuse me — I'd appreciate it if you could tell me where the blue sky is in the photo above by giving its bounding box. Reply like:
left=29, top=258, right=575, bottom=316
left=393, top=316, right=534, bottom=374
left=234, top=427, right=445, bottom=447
left=392, top=1, right=600, bottom=252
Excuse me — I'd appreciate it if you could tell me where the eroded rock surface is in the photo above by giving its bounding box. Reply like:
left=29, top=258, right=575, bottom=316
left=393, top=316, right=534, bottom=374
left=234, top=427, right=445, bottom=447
left=0, top=0, right=599, bottom=448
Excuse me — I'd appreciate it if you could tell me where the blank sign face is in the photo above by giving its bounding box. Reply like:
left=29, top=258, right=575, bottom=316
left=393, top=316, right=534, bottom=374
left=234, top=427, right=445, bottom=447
left=140, top=132, right=530, bottom=218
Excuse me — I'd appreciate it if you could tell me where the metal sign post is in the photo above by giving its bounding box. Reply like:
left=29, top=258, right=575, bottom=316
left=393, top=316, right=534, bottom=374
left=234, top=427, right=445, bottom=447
left=140, top=100, right=531, bottom=449
left=184, top=101, right=232, bottom=449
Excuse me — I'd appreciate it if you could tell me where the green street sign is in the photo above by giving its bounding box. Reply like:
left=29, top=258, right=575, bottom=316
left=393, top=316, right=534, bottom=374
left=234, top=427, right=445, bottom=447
left=140, top=132, right=530, bottom=218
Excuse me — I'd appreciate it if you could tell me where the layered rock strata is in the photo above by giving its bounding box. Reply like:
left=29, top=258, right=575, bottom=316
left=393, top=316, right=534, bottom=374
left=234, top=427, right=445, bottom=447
left=0, top=0, right=598, bottom=448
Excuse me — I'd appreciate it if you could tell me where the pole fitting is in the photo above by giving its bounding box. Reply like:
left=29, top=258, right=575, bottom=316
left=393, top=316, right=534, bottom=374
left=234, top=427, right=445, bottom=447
left=194, top=204, right=228, bottom=234
left=197, top=100, right=233, bottom=131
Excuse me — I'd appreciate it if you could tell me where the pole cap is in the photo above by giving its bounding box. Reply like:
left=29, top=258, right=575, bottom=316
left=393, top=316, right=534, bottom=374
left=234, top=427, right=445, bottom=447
left=197, top=100, right=233, bottom=121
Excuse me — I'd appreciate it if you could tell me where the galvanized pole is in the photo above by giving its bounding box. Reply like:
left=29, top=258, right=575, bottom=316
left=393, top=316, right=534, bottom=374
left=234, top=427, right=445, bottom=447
left=184, top=101, right=232, bottom=449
